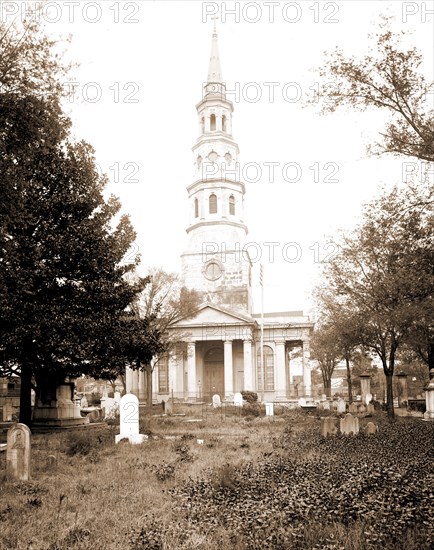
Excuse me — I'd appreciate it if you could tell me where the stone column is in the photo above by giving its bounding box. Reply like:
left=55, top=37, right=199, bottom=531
left=187, top=342, right=197, bottom=401
left=396, top=372, right=408, bottom=407
left=424, top=369, right=434, bottom=420
left=224, top=340, right=234, bottom=397
left=359, top=374, right=371, bottom=404
left=302, top=340, right=311, bottom=398
left=138, top=370, right=146, bottom=402
left=243, top=340, right=253, bottom=391
left=275, top=341, right=286, bottom=399
left=125, top=366, right=134, bottom=394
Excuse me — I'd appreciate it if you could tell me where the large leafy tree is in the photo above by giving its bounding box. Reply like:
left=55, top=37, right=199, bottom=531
left=320, top=183, right=434, bottom=418
left=0, top=18, right=147, bottom=424
left=313, top=17, right=434, bottom=162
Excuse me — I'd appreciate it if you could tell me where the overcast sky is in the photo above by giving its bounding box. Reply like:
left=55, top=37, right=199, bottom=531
left=11, top=0, right=433, bottom=313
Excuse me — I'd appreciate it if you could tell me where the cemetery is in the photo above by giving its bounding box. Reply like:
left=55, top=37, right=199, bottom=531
left=0, top=394, right=433, bottom=550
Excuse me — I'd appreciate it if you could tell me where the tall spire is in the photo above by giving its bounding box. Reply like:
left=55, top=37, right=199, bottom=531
left=207, top=16, right=223, bottom=83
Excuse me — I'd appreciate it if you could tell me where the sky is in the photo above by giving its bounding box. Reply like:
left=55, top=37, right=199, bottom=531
left=5, top=0, right=433, bottom=314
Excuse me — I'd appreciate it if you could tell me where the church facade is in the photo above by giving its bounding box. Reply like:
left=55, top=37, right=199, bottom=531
left=126, top=26, right=314, bottom=403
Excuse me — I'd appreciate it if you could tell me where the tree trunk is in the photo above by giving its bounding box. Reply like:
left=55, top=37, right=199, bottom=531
left=385, top=371, right=395, bottom=419
left=19, top=364, right=33, bottom=426
left=428, top=342, right=434, bottom=371
left=145, top=363, right=152, bottom=410
left=324, top=378, right=332, bottom=398
left=345, top=356, right=353, bottom=404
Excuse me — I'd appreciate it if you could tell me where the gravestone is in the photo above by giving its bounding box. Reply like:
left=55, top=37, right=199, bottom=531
left=337, top=398, right=346, bottom=414
left=298, top=397, right=306, bottom=407
left=1, top=403, right=13, bottom=422
left=340, top=413, right=359, bottom=435
left=359, top=374, right=371, bottom=405
left=165, top=398, right=173, bottom=414
left=234, top=392, right=243, bottom=407
left=6, top=423, right=31, bottom=481
left=322, top=401, right=330, bottom=411
left=320, top=417, right=338, bottom=437
left=366, top=403, right=375, bottom=414
left=365, top=393, right=372, bottom=405
left=365, top=422, right=378, bottom=434
left=358, top=404, right=366, bottom=414
left=212, top=394, right=221, bottom=408
left=115, top=393, right=147, bottom=444
left=348, top=403, right=358, bottom=414
left=265, top=402, right=274, bottom=416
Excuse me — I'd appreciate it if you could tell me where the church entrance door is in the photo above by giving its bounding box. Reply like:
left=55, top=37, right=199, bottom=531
left=203, top=347, right=224, bottom=400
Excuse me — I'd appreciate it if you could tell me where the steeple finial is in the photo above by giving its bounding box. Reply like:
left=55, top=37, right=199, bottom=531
left=207, top=16, right=223, bottom=83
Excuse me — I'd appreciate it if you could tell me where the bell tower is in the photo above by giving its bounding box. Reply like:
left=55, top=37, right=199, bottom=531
left=181, top=23, right=252, bottom=314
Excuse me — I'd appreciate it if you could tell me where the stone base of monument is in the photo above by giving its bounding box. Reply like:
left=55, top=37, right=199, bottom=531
left=115, top=433, right=148, bottom=444
left=32, top=381, right=89, bottom=428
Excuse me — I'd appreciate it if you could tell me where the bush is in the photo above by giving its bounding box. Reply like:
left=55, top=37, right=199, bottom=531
left=241, top=402, right=263, bottom=418
left=241, top=391, right=258, bottom=403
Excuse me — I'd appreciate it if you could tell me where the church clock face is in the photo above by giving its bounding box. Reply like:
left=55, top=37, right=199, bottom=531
left=204, top=261, right=223, bottom=281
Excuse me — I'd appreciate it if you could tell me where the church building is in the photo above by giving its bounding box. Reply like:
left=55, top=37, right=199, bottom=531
left=127, top=25, right=314, bottom=403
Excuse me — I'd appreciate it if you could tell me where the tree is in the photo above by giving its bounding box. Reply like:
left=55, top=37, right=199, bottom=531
left=313, top=16, right=434, bottom=163
left=0, top=18, right=147, bottom=424
left=131, top=268, right=200, bottom=406
left=310, top=323, right=341, bottom=398
left=320, top=183, right=434, bottom=418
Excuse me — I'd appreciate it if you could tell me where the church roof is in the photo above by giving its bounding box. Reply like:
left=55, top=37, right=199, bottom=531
left=170, top=302, right=256, bottom=329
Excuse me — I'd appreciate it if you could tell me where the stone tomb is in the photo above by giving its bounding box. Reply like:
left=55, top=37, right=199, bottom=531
left=320, top=417, right=338, bottom=437
left=340, top=413, right=359, bottom=436
left=115, top=394, right=147, bottom=444
left=233, top=392, right=243, bottom=407
left=6, top=423, right=31, bottom=481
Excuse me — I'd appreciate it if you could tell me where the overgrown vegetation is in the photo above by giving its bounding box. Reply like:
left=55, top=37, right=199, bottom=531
left=0, top=409, right=432, bottom=549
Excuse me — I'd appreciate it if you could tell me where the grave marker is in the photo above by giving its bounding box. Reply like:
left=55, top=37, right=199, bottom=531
left=234, top=392, right=243, bottom=407
left=340, top=413, right=359, bottom=435
left=365, top=422, right=378, bottom=434
left=6, top=423, right=31, bottom=481
left=115, top=394, right=147, bottom=444
left=320, top=417, right=338, bottom=437
left=337, top=398, right=346, bottom=414
left=212, top=394, right=221, bottom=408
left=265, top=402, right=274, bottom=416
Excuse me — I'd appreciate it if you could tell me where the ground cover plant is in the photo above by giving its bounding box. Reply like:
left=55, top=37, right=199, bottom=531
left=0, top=408, right=433, bottom=549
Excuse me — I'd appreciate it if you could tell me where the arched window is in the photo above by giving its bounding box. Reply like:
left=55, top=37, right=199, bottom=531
left=194, top=198, right=199, bottom=218
left=229, top=195, right=235, bottom=215
left=210, top=113, right=216, bottom=131
left=158, top=355, right=169, bottom=393
left=209, top=193, right=217, bottom=214
left=257, top=345, right=274, bottom=391
left=222, top=114, right=227, bottom=132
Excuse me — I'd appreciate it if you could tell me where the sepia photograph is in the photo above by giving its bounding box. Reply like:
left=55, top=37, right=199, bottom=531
left=0, top=1, right=433, bottom=548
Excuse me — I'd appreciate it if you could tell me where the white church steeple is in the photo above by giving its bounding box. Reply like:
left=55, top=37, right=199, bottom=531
left=181, top=25, right=252, bottom=314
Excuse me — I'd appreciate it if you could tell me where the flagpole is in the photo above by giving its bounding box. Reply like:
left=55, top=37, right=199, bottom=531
left=260, top=263, right=264, bottom=402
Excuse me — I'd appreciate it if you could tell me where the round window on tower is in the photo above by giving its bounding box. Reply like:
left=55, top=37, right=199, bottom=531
left=203, top=260, right=223, bottom=281
left=207, top=151, right=218, bottom=163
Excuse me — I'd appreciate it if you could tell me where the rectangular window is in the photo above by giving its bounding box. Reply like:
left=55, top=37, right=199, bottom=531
left=158, top=357, right=169, bottom=393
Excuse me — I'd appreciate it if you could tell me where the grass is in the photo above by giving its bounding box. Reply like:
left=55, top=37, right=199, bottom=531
left=0, top=406, right=433, bottom=549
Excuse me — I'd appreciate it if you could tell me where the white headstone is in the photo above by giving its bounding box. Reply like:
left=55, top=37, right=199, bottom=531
left=115, top=393, right=147, bottom=444
left=322, top=401, right=330, bottom=411
left=337, top=398, right=346, bottom=414
left=212, top=394, right=221, bottom=408
left=234, top=392, right=243, bottom=407
left=265, top=402, right=274, bottom=416
left=298, top=398, right=306, bottom=407
left=6, top=423, right=31, bottom=481
left=365, top=393, right=372, bottom=405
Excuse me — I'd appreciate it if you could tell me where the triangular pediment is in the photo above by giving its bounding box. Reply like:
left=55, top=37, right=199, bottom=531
left=170, top=303, right=255, bottom=328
